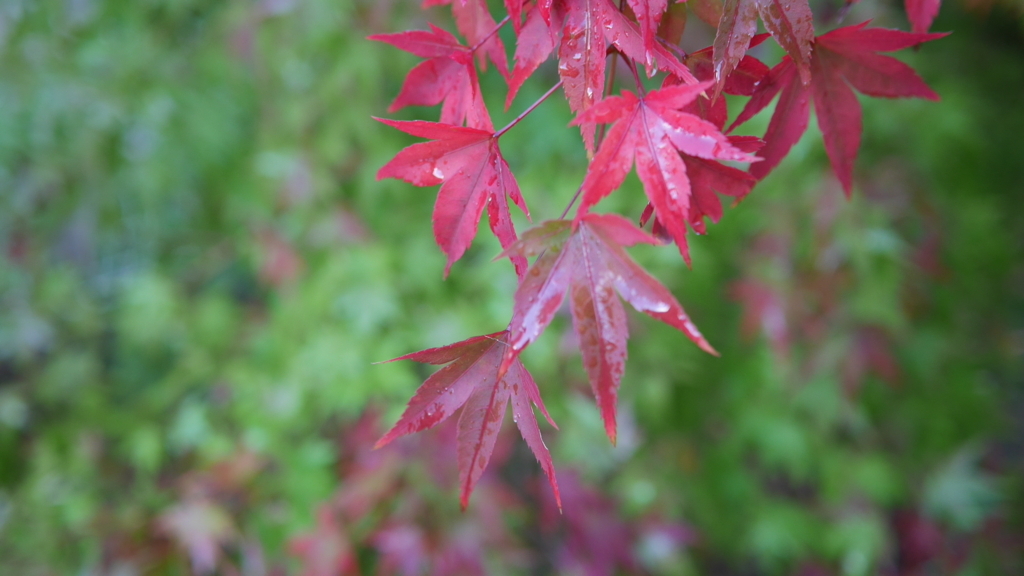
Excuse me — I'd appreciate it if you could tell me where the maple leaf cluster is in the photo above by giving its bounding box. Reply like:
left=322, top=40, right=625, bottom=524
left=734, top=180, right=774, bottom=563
left=371, top=0, right=946, bottom=507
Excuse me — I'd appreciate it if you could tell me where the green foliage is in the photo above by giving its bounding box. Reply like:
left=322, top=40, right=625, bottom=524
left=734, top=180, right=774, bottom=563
left=0, top=0, right=1021, bottom=574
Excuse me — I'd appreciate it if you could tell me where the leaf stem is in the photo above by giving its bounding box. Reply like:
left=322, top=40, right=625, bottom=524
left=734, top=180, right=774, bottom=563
left=494, top=80, right=564, bottom=138
left=470, top=14, right=511, bottom=53
left=558, top=185, right=586, bottom=219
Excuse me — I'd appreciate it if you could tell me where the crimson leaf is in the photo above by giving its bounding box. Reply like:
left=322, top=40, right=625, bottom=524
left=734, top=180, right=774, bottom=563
left=499, top=214, right=716, bottom=444
left=712, top=0, right=815, bottom=90
left=376, top=332, right=561, bottom=510
left=730, top=22, right=946, bottom=194
left=573, top=82, right=759, bottom=264
left=369, top=25, right=491, bottom=129
left=376, top=118, right=529, bottom=277
left=508, top=3, right=560, bottom=108
left=557, top=0, right=611, bottom=153
left=638, top=43, right=767, bottom=235
left=624, top=0, right=669, bottom=62
left=553, top=0, right=698, bottom=152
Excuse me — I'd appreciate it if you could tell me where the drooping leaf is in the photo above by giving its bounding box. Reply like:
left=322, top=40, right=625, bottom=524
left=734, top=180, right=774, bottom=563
left=572, top=82, right=759, bottom=264
left=730, top=23, right=946, bottom=194
left=369, top=25, right=491, bottom=128
left=376, top=118, right=529, bottom=277
left=500, top=214, right=716, bottom=444
left=376, top=332, right=560, bottom=510
left=712, top=0, right=815, bottom=91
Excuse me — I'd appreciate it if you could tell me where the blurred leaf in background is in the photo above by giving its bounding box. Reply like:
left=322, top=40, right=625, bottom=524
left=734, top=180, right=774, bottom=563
left=0, top=0, right=1022, bottom=575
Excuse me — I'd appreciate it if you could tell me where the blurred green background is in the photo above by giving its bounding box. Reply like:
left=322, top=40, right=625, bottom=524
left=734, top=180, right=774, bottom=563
left=0, top=0, right=1021, bottom=574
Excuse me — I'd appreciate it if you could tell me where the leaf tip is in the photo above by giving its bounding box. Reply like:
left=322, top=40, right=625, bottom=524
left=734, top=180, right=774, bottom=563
left=373, top=434, right=393, bottom=450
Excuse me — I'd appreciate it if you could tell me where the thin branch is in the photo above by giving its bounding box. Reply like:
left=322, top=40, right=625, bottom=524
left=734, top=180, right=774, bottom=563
left=494, top=80, right=564, bottom=139
left=558, top=184, right=586, bottom=219
left=470, top=14, right=511, bottom=53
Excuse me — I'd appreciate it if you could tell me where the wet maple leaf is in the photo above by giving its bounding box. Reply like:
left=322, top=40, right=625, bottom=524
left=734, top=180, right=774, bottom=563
left=712, top=0, right=815, bottom=91
left=680, top=35, right=769, bottom=127
left=369, top=25, right=491, bottom=128
left=550, top=0, right=698, bottom=153
left=499, top=214, right=716, bottom=444
left=572, top=82, right=759, bottom=264
left=730, top=22, right=946, bottom=194
left=636, top=41, right=767, bottom=235
left=376, top=117, right=529, bottom=277
left=602, top=1, right=698, bottom=83
left=625, top=0, right=669, bottom=60
left=557, top=0, right=611, bottom=153
left=376, top=332, right=561, bottom=510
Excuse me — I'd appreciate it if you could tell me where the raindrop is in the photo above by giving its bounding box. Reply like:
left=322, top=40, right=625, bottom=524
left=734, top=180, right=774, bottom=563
left=433, top=167, right=444, bottom=179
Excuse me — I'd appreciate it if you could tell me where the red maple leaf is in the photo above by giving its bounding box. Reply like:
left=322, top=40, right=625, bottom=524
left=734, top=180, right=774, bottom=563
left=639, top=41, right=768, bottom=234
left=499, top=214, right=716, bottom=444
left=557, top=0, right=611, bottom=153
left=680, top=35, right=770, bottom=127
left=549, top=0, right=698, bottom=152
left=572, top=82, right=759, bottom=264
left=906, top=0, right=941, bottom=33
left=507, top=3, right=561, bottom=108
left=369, top=25, right=491, bottom=129
left=625, top=0, right=669, bottom=60
left=712, top=0, right=815, bottom=90
left=375, top=332, right=561, bottom=510
left=602, top=5, right=700, bottom=83
left=730, top=23, right=946, bottom=194
left=423, top=0, right=510, bottom=75
left=376, top=117, right=529, bottom=277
